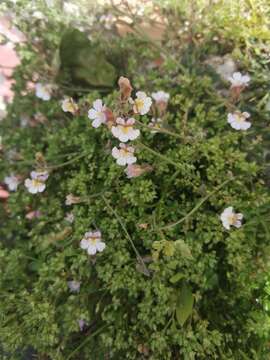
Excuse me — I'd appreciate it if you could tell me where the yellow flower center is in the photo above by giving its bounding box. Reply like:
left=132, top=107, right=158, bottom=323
left=235, top=114, right=245, bottom=123
left=228, top=214, right=237, bottom=224
left=67, top=103, right=75, bottom=112
left=135, top=98, right=144, bottom=111
left=32, top=179, right=42, bottom=187
left=88, top=237, right=99, bottom=245
left=119, top=149, right=130, bottom=157
left=119, top=125, right=132, bottom=134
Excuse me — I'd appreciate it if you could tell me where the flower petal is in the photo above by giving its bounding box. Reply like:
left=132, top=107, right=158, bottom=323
left=88, top=109, right=97, bottom=119
left=87, top=245, right=97, bottom=255
left=92, top=118, right=102, bottom=128
left=96, top=241, right=106, bottom=252
left=93, top=99, right=103, bottom=111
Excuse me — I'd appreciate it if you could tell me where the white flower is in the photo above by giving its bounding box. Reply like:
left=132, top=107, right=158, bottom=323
left=220, top=206, right=243, bottom=230
left=111, top=118, right=140, bottom=142
left=61, top=97, right=78, bottom=114
left=151, top=90, right=170, bottom=103
left=25, top=178, right=46, bottom=194
left=227, top=111, right=251, bottom=131
left=132, top=91, right=152, bottom=115
left=149, top=118, right=162, bottom=133
left=35, top=83, right=52, bottom=101
left=67, top=280, right=81, bottom=293
left=112, top=143, right=136, bottom=166
left=24, top=170, right=49, bottom=194
left=4, top=174, right=19, bottom=191
left=88, top=99, right=106, bottom=128
left=228, top=72, right=250, bottom=88
left=80, top=230, right=106, bottom=255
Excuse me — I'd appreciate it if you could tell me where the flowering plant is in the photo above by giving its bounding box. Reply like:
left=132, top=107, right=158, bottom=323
left=0, top=1, right=270, bottom=359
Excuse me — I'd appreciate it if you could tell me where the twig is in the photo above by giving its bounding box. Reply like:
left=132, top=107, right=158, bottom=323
left=102, top=195, right=150, bottom=277
left=136, top=119, right=182, bottom=139
left=46, top=152, right=88, bottom=170
left=157, top=178, right=234, bottom=231
left=9, top=151, right=82, bottom=167
left=137, top=141, right=183, bottom=171
left=66, top=324, right=109, bottom=360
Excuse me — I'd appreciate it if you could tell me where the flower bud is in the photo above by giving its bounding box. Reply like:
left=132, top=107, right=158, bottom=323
left=118, top=76, right=133, bottom=101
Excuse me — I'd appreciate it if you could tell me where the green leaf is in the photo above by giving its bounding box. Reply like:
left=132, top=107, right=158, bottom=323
left=175, top=283, right=194, bottom=326
left=170, top=273, right=184, bottom=284
left=175, top=239, right=192, bottom=258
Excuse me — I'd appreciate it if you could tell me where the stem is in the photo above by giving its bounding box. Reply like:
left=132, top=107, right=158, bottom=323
left=46, top=152, right=88, bottom=170
left=66, top=324, right=109, bottom=360
left=101, top=195, right=150, bottom=277
left=137, top=141, right=183, bottom=171
left=136, top=120, right=182, bottom=139
left=158, top=178, right=233, bottom=231
left=182, top=106, right=190, bottom=143
left=82, top=191, right=107, bottom=203
left=164, top=313, right=174, bottom=332
left=12, top=151, right=82, bottom=166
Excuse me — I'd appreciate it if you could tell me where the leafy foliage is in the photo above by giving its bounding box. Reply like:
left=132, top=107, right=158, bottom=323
left=0, top=0, right=270, bottom=359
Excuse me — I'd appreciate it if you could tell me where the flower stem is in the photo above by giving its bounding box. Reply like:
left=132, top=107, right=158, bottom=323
left=102, top=195, right=150, bottom=277
left=137, top=141, right=183, bottom=171
left=158, top=178, right=233, bottom=231
left=11, top=151, right=82, bottom=166
left=66, top=324, right=109, bottom=360
left=46, top=152, right=88, bottom=170
left=136, top=120, right=182, bottom=139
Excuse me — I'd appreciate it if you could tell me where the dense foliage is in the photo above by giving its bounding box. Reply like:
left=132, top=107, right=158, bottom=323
left=0, top=1, right=270, bottom=359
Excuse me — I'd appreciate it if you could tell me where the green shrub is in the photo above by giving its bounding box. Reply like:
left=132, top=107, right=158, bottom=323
left=0, top=1, right=270, bottom=359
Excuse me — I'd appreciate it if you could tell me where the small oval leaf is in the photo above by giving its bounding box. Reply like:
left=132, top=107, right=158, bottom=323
left=170, top=273, right=184, bottom=284
left=176, top=283, right=194, bottom=326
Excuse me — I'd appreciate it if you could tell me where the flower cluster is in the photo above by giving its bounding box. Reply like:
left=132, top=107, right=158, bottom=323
left=87, top=77, right=171, bottom=179
left=216, top=72, right=251, bottom=228
left=87, top=77, right=153, bottom=176
left=227, top=72, right=251, bottom=131
left=4, top=67, right=251, bottom=269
